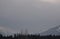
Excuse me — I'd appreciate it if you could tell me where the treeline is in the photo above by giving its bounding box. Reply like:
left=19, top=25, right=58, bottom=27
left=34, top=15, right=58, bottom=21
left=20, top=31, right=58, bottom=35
left=0, top=34, right=60, bottom=39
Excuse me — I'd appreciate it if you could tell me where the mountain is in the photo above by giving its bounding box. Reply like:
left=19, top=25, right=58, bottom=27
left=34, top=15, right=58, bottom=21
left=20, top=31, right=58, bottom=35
left=0, top=26, right=16, bottom=36
left=40, top=25, right=60, bottom=35
left=0, top=29, right=13, bottom=36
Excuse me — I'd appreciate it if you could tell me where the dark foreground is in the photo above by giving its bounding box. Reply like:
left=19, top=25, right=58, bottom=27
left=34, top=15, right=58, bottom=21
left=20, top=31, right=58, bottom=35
left=0, top=34, right=60, bottom=39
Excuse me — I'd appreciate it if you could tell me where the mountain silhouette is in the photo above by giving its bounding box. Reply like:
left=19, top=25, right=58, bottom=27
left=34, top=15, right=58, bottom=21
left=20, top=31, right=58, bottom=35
left=40, top=25, right=60, bottom=35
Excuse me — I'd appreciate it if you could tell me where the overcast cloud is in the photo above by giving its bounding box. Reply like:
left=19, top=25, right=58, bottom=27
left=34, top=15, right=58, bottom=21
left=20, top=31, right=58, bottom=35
left=0, top=0, right=60, bottom=34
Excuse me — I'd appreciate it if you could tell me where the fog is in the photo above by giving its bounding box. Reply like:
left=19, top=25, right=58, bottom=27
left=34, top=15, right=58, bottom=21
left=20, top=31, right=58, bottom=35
left=0, top=0, right=60, bottom=34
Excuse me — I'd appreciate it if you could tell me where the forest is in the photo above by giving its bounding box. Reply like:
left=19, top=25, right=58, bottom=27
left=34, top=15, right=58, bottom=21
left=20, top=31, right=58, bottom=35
left=0, top=34, right=60, bottom=39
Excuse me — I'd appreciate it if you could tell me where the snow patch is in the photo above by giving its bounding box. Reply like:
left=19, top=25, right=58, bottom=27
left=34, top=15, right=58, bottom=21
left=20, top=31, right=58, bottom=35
left=56, top=27, right=60, bottom=32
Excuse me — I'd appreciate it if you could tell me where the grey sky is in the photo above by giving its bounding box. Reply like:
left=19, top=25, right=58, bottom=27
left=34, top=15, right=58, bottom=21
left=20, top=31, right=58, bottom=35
left=0, top=0, right=60, bottom=34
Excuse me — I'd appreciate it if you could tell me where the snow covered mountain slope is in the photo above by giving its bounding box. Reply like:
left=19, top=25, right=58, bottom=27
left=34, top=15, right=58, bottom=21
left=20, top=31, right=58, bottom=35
left=40, top=25, right=60, bottom=35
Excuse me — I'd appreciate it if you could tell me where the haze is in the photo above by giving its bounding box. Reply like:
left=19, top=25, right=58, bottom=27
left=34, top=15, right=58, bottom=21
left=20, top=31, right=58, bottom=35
left=0, top=0, right=60, bottom=34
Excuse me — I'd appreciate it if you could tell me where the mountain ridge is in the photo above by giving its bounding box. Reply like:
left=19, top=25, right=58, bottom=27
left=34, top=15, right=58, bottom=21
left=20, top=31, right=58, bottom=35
left=40, top=25, right=60, bottom=35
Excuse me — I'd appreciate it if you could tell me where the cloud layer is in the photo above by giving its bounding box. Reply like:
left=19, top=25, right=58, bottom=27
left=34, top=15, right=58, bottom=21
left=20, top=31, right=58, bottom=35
left=0, top=0, right=60, bottom=34
left=39, top=0, right=60, bottom=4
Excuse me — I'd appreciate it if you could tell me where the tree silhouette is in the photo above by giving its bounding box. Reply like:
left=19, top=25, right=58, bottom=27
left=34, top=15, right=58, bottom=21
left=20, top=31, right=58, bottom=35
left=0, top=33, right=60, bottom=39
